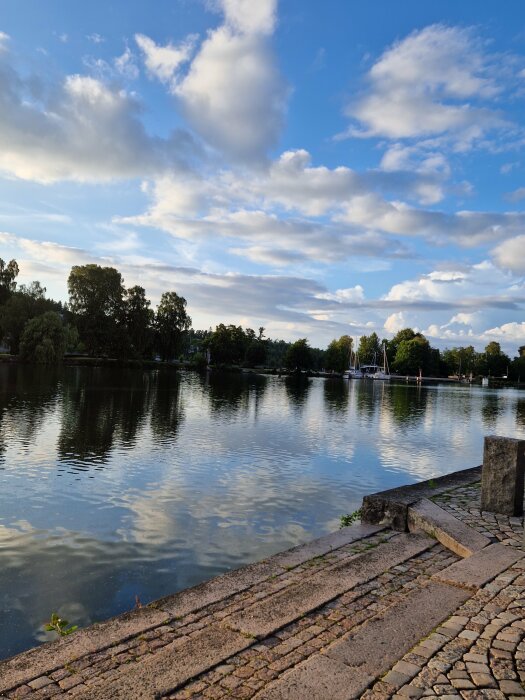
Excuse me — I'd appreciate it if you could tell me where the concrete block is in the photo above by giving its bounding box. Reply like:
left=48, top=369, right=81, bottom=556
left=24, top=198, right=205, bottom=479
left=433, top=543, right=524, bottom=591
left=481, top=436, right=525, bottom=516
left=408, top=498, right=491, bottom=557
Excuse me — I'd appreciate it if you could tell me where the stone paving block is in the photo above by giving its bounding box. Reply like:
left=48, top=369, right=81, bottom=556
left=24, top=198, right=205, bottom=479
left=408, top=499, right=491, bottom=558
left=252, top=653, right=374, bottom=700
left=323, top=581, right=468, bottom=684
left=432, top=544, right=524, bottom=591
left=227, top=534, right=434, bottom=638
left=79, top=624, right=251, bottom=700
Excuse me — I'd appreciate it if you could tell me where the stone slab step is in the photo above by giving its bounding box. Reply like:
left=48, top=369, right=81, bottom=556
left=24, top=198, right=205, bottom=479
left=156, top=523, right=385, bottom=619
left=0, top=523, right=383, bottom=694
left=80, top=624, right=251, bottom=700
left=408, top=498, right=491, bottom=557
left=432, top=542, right=524, bottom=591
left=227, top=533, right=433, bottom=638
left=253, top=581, right=469, bottom=700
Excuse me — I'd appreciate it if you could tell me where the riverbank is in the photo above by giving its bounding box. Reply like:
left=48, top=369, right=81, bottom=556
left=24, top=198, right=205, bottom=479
left=1, top=466, right=524, bottom=698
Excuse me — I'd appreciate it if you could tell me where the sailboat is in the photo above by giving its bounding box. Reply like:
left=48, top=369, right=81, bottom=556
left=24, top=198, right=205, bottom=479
left=371, top=343, right=391, bottom=380
left=344, top=340, right=363, bottom=379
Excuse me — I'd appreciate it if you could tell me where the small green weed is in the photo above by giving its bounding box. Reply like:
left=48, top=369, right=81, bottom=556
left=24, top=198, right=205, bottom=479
left=428, top=479, right=437, bottom=489
left=44, top=613, right=78, bottom=638
left=340, top=508, right=362, bottom=528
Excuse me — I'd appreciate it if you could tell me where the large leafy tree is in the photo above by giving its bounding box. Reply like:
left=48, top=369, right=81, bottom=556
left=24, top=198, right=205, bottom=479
left=19, top=312, right=67, bottom=364
left=325, top=335, right=353, bottom=372
left=245, top=326, right=268, bottom=366
left=126, top=285, right=154, bottom=358
left=393, top=335, right=432, bottom=375
left=207, top=324, right=248, bottom=365
left=155, top=292, right=191, bottom=361
left=0, top=258, right=19, bottom=304
left=284, top=338, right=313, bottom=370
left=0, top=281, right=57, bottom=353
left=358, top=332, right=382, bottom=365
left=68, top=264, right=126, bottom=356
left=484, top=341, right=510, bottom=377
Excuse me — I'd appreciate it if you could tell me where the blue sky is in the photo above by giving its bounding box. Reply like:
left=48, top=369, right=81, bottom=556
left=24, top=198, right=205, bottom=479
left=0, top=0, right=524, bottom=352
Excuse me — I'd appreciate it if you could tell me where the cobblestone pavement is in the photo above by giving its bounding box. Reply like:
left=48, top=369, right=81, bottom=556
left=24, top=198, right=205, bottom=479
left=363, top=559, right=525, bottom=699
left=3, top=479, right=525, bottom=699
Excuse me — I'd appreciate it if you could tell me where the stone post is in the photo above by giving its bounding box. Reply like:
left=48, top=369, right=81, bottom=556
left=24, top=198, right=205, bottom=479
left=480, top=435, right=525, bottom=516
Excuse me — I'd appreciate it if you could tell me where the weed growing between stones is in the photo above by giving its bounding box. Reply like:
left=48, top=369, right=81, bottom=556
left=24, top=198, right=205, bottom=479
left=340, top=508, right=362, bottom=528
left=44, top=612, right=78, bottom=637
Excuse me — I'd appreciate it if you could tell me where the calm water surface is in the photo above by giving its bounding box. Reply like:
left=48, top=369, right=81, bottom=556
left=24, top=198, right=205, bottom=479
left=1, top=365, right=524, bottom=658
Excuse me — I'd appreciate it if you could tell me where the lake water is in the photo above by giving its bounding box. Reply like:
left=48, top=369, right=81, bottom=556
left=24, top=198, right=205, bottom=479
left=1, top=365, right=524, bottom=659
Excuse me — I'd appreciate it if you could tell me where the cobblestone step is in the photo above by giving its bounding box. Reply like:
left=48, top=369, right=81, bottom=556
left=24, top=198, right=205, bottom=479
left=408, top=498, right=492, bottom=557
left=252, top=581, right=469, bottom=700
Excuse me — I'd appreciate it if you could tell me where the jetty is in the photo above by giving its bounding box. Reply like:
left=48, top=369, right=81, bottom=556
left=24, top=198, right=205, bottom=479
left=1, top=436, right=525, bottom=699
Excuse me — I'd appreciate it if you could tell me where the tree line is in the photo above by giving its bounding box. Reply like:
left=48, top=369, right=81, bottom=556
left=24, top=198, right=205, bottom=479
left=0, top=259, right=191, bottom=363
left=0, top=257, right=523, bottom=379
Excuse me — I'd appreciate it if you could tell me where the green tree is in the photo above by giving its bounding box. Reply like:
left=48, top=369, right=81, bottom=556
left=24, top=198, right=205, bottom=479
left=358, top=332, right=381, bottom=365
left=245, top=327, right=268, bottom=366
left=155, top=292, right=191, bottom=361
left=0, top=282, right=57, bottom=353
left=386, top=328, right=416, bottom=365
left=284, top=338, right=313, bottom=370
left=484, top=341, right=510, bottom=377
left=68, top=264, right=126, bottom=356
left=0, top=258, right=19, bottom=304
left=126, top=285, right=154, bottom=358
left=325, top=335, right=353, bottom=373
left=207, top=324, right=248, bottom=365
left=19, top=312, right=67, bottom=363
left=393, top=335, right=432, bottom=375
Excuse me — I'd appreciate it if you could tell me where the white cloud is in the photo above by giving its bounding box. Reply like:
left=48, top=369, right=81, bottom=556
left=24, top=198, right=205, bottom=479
left=114, top=46, right=139, bottom=80
left=172, top=0, right=287, bottom=161
left=135, top=33, right=196, bottom=86
left=384, top=312, right=407, bottom=334
left=492, top=235, right=525, bottom=273
left=0, top=45, right=198, bottom=182
left=221, top=0, right=277, bottom=35
left=87, top=33, right=105, bottom=44
left=505, top=187, right=525, bottom=202
left=343, top=24, right=508, bottom=149
left=482, top=322, right=525, bottom=347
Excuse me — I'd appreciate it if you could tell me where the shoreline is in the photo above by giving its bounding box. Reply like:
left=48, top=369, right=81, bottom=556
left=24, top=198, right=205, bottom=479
left=3, top=463, right=524, bottom=698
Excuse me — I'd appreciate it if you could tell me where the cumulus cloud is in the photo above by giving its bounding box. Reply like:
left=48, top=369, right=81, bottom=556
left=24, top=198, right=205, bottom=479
left=172, top=0, right=287, bottom=161
left=0, top=45, right=198, bottom=182
left=135, top=33, right=197, bottom=87
left=492, top=235, right=525, bottom=273
left=344, top=24, right=506, bottom=145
